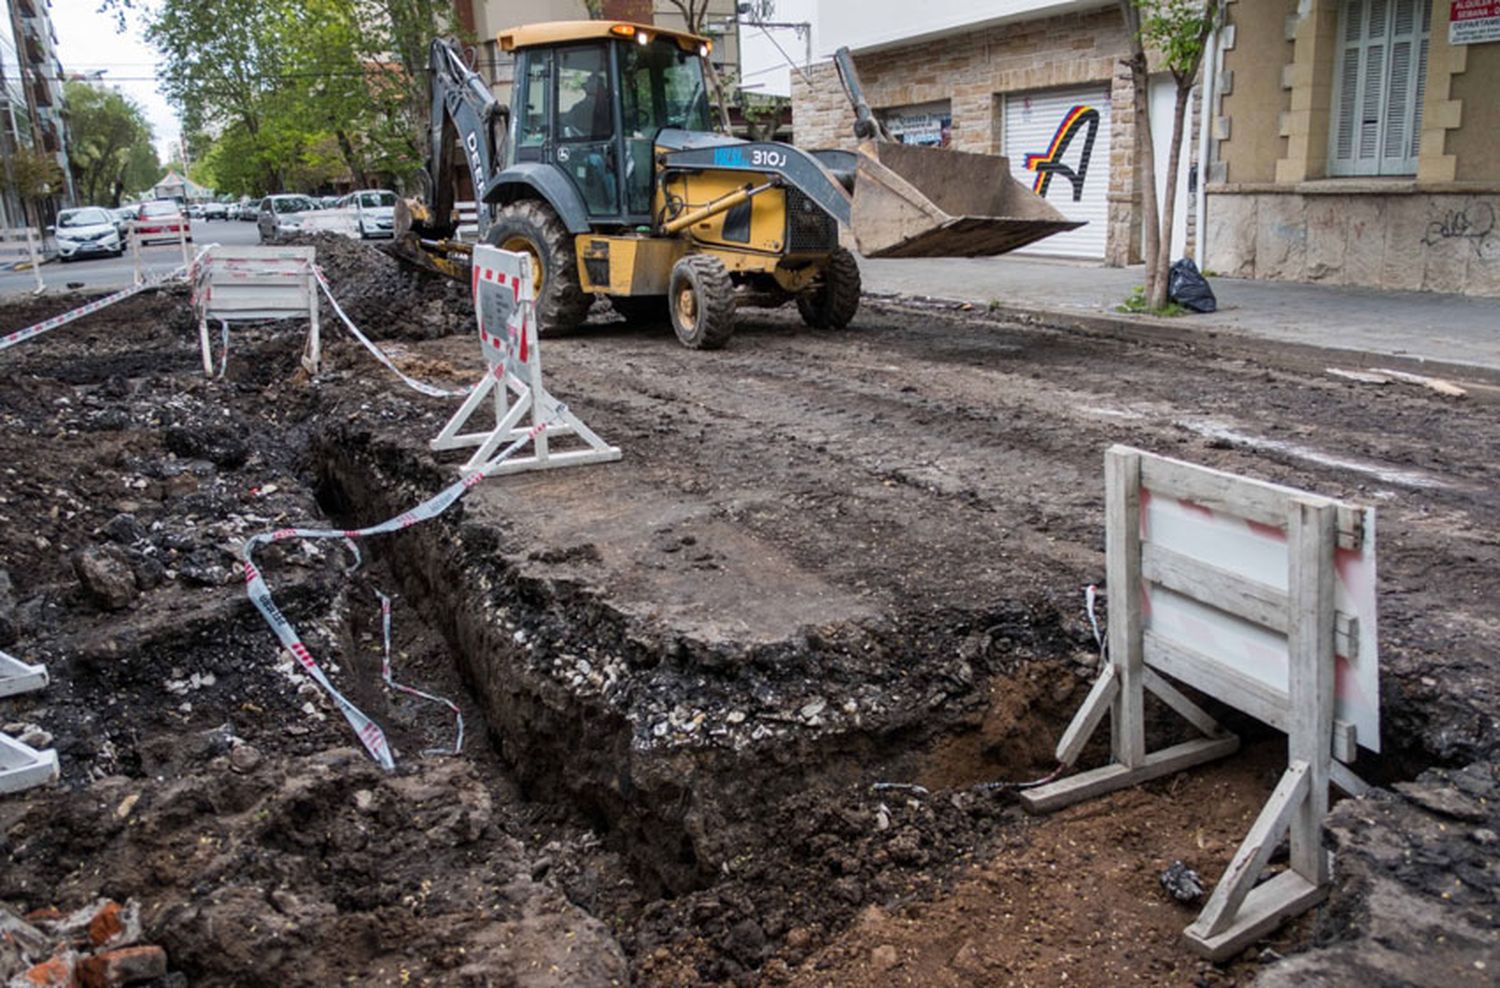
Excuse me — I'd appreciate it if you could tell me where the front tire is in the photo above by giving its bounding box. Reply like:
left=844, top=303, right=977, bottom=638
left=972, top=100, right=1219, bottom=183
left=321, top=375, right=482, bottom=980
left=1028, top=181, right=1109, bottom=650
left=796, top=247, right=861, bottom=329
left=485, top=200, right=591, bottom=336
left=668, top=255, right=736, bottom=350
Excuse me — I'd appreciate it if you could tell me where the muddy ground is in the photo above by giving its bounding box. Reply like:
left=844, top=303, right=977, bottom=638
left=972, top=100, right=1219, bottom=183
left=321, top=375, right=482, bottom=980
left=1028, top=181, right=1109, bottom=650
left=1, top=236, right=1497, bottom=986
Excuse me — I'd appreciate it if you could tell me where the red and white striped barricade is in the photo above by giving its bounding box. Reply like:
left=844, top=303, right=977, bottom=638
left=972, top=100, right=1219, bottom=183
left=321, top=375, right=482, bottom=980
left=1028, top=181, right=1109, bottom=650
left=430, top=244, right=621, bottom=476
left=0, top=650, right=58, bottom=795
left=191, top=245, right=320, bottom=377
left=1024, top=446, right=1380, bottom=960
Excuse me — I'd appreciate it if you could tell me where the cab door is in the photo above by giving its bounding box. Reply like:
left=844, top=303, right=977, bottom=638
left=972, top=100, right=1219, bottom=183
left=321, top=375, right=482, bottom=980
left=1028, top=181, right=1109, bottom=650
left=552, top=43, right=620, bottom=218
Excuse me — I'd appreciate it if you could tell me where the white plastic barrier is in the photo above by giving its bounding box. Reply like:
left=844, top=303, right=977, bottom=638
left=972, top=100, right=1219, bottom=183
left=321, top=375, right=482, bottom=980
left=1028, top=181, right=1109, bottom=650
left=1025, top=445, right=1380, bottom=960
left=192, top=245, right=320, bottom=376
left=430, top=245, right=620, bottom=476
left=0, top=651, right=58, bottom=795
left=0, top=227, right=45, bottom=294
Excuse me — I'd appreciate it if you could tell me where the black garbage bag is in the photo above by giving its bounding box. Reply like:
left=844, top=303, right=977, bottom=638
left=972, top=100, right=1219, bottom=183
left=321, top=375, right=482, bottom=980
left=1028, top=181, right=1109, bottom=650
left=1167, top=258, right=1217, bottom=313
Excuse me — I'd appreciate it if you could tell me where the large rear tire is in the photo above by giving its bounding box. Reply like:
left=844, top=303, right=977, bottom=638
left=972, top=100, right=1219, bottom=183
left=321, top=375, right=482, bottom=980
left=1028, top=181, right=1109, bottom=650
left=796, top=247, right=861, bottom=329
left=668, top=255, right=736, bottom=350
left=485, top=200, right=591, bottom=336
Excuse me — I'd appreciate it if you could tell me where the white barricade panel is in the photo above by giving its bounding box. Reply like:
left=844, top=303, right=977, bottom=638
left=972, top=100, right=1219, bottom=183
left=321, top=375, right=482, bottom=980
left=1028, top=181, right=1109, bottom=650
left=1, top=227, right=46, bottom=293
left=194, top=245, right=320, bottom=376
left=430, top=245, right=620, bottom=477
left=0, top=651, right=59, bottom=795
left=1139, top=481, right=1380, bottom=752
left=1023, top=446, right=1380, bottom=961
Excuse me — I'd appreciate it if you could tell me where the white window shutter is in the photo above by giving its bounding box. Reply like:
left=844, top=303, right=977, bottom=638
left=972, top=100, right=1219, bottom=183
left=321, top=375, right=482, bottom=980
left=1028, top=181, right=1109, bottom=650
left=1328, top=0, right=1429, bottom=176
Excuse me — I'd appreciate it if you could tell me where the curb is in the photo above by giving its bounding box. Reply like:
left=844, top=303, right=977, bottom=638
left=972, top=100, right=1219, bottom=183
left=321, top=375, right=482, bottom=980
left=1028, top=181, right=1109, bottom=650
left=867, top=292, right=1500, bottom=390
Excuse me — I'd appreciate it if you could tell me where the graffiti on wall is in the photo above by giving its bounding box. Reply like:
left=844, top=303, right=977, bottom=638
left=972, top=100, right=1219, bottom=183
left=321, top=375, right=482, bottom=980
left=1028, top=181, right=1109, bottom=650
left=1024, top=105, right=1100, bottom=201
left=1421, top=201, right=1496, bottom=257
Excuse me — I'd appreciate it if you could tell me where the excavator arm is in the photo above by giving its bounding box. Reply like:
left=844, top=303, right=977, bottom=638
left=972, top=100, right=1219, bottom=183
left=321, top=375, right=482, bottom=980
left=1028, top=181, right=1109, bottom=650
left=411, top=39, right=509, bottom=242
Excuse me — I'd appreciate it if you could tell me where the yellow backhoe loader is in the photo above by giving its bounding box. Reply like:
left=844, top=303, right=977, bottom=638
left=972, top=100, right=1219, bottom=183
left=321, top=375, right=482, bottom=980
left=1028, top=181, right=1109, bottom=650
left=398, top=22, right=1080, bottom=349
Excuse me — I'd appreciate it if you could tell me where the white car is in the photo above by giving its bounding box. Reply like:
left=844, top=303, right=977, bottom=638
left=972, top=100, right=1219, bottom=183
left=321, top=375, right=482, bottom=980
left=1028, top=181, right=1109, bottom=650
left=54, top=206, right=123, bottom=260
left=346, top=189, right=397, bottom=239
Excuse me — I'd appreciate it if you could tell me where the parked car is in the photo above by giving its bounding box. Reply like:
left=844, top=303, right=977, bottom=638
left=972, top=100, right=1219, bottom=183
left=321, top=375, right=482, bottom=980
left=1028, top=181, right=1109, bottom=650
left=346, top=189, right=397, bottom=239
left=238, top=200, right=259, bottom=222
left=187, top=204, right=205, bottom=219
left=53, top=206, right=123, bottom=260
left=110, top=207, right=134, bottom=237
left=320, top=195, right=341, bottom=208
left=257, top=194, right=317, bottom=242
left=132, top=201, right=192, bottom=244
left=203, top=201, right=228, bottom=220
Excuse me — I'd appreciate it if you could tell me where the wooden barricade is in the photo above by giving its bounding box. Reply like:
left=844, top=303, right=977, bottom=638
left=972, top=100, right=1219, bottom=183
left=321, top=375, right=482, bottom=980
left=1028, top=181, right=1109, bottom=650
left=1023, top=445, right=1380, bottom=960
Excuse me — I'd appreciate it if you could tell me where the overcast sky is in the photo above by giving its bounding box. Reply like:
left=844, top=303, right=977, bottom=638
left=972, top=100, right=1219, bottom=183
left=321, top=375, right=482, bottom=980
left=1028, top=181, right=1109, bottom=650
left=50, top=0, right=180, bottom=160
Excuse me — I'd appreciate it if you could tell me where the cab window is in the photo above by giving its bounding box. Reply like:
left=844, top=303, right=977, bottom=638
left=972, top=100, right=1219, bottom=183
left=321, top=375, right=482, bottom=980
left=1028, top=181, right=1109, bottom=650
left=556, top=45, right=612, bottom=142
left=518, top=52, right=550, bottom=151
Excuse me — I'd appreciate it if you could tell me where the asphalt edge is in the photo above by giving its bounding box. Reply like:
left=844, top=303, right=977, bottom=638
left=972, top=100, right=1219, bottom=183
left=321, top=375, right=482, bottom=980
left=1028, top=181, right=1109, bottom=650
left=866, top=291, right=1500, bottom=390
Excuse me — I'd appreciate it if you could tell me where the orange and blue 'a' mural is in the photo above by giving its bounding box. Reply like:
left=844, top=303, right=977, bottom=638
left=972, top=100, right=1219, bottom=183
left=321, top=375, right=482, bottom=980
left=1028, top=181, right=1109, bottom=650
left=1024, top=105, right=1101, bottom=202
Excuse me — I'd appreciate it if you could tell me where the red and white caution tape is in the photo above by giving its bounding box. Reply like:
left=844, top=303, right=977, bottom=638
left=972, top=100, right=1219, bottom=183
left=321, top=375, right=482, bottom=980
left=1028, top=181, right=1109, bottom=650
left=0, top=245, right=217, bottom=352
left=375, top=589, right=464, bottom=755
left=312, top=266, right=469, bottom=399
left=241, top=416, right=556, bottom=768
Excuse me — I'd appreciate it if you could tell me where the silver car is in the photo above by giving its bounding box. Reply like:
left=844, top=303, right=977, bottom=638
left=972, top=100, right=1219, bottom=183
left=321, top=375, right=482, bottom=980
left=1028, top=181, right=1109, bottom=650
left=54, top=206, right=123, bottom=260
left=256, top=194, right=317, bottom=242
left=348, top=189, right=397, bottom=239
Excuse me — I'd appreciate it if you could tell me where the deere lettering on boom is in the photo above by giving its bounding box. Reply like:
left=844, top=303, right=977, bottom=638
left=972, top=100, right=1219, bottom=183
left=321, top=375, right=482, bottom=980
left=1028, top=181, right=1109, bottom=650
left=397, top=21, right=1080, bottom=349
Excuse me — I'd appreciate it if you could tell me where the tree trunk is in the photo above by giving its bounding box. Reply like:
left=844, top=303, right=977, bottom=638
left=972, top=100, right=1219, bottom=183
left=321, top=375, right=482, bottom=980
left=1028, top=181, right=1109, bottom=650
left=703, top=53, right=734, bottom=133
left=1118, top=1, right=1160, bottom=304
left=334, top=128, right=368, bottom=188
left=1150, top=83, right=1190, bottom=309
left=1129, top=51, right=1160, bottom=304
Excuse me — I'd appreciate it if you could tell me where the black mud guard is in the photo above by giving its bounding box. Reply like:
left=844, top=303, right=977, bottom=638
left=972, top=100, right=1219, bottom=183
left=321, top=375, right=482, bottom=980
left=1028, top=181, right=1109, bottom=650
left=485, top=163, right=592, bottom=234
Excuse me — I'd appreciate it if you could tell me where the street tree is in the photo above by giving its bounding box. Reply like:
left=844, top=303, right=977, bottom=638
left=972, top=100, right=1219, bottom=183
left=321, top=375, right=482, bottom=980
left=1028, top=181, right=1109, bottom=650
left=63, top=81, right=157, bottom=206
left=0, top=147, right=65, bottom=226
left=146, top=0, right=451, bottom=196
left=665, top=0, right=734, bottom=132
left=1119, top=0, right=1220, bottom=310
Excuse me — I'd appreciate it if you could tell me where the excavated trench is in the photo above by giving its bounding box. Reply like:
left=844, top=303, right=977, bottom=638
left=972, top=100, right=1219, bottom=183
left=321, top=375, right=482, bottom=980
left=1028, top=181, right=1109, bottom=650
left=311, top=431, right=1094, bottom=900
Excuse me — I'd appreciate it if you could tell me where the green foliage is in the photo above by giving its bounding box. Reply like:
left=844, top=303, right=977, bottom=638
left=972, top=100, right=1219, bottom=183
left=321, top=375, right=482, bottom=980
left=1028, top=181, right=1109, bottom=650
left=1137, top=0, right=1218, bottom=85
left=64, top=81, right=158, bottom=206
left=1, top=146, right=65, bottom=216
left=1118, top=284, right=1186, bottom=317
left=740, top=93, right=790, bottom=141
left=145, top=0, right=451, bottom=197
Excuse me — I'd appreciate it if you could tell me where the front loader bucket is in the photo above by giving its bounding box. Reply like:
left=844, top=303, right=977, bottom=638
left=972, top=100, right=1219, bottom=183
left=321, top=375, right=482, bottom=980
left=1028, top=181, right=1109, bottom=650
left=850, top=141, right=1083, bottom=259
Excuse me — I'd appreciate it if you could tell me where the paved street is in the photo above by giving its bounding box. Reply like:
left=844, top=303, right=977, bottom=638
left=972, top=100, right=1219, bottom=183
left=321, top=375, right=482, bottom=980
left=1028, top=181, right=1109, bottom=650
left=0, top=219, right=261, bottom=297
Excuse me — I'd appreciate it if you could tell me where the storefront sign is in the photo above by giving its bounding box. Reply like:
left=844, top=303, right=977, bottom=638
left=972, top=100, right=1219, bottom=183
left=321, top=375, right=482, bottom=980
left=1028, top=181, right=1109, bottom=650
left=1450, top=0, right=1500, bottom=44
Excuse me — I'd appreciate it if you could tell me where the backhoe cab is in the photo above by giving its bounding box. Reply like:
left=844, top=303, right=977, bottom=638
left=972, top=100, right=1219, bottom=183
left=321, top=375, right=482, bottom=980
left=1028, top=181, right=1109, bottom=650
left=403, top=22, right=1078, bottom=350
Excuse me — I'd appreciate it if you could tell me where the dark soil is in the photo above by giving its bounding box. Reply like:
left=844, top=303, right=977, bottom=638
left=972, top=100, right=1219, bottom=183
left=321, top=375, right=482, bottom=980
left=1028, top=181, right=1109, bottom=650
left=2, top=246, right=1498, bottom=987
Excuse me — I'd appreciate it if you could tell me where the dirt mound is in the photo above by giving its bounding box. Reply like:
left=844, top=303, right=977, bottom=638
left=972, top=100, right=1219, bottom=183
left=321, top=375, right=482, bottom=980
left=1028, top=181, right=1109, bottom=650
left=281, top=232, right=474, bottom=340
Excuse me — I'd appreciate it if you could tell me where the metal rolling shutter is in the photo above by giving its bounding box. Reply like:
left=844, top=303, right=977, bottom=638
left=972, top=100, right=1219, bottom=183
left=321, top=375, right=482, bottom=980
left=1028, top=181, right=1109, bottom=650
left=1003, top=84, right=1112, bottom=259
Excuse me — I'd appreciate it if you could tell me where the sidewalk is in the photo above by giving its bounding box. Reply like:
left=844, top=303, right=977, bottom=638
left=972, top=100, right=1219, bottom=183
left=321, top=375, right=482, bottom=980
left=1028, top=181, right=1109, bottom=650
left=858, top=255, right=1500, bottom=378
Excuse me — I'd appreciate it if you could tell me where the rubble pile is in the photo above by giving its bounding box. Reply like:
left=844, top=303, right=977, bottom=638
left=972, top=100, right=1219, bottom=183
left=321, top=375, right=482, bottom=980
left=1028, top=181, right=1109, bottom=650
left=0, top=899, right=170, bottom=988
left=282, top=233, right=471, bottom=340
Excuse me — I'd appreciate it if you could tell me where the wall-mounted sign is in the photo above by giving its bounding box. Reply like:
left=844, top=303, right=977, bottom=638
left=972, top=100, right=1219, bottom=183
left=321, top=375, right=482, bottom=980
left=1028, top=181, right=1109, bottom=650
left=1451, top=0, right=1500, bottom=44
left=879, top=101, right=952, bottom=148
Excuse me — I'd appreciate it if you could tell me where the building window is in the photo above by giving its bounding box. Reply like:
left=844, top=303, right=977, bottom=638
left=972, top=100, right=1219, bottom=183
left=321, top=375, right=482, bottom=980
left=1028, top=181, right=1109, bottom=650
left=1330, top=0, right=1431, bottom=176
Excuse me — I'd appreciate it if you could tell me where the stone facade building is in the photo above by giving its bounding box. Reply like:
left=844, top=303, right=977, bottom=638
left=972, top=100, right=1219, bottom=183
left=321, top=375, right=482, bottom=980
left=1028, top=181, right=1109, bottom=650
left=791, top=0, right=1499, bottom=296
left=790, top=1, right=1170, bottom=267
left=1208, top=0, right=1500, bottom=296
